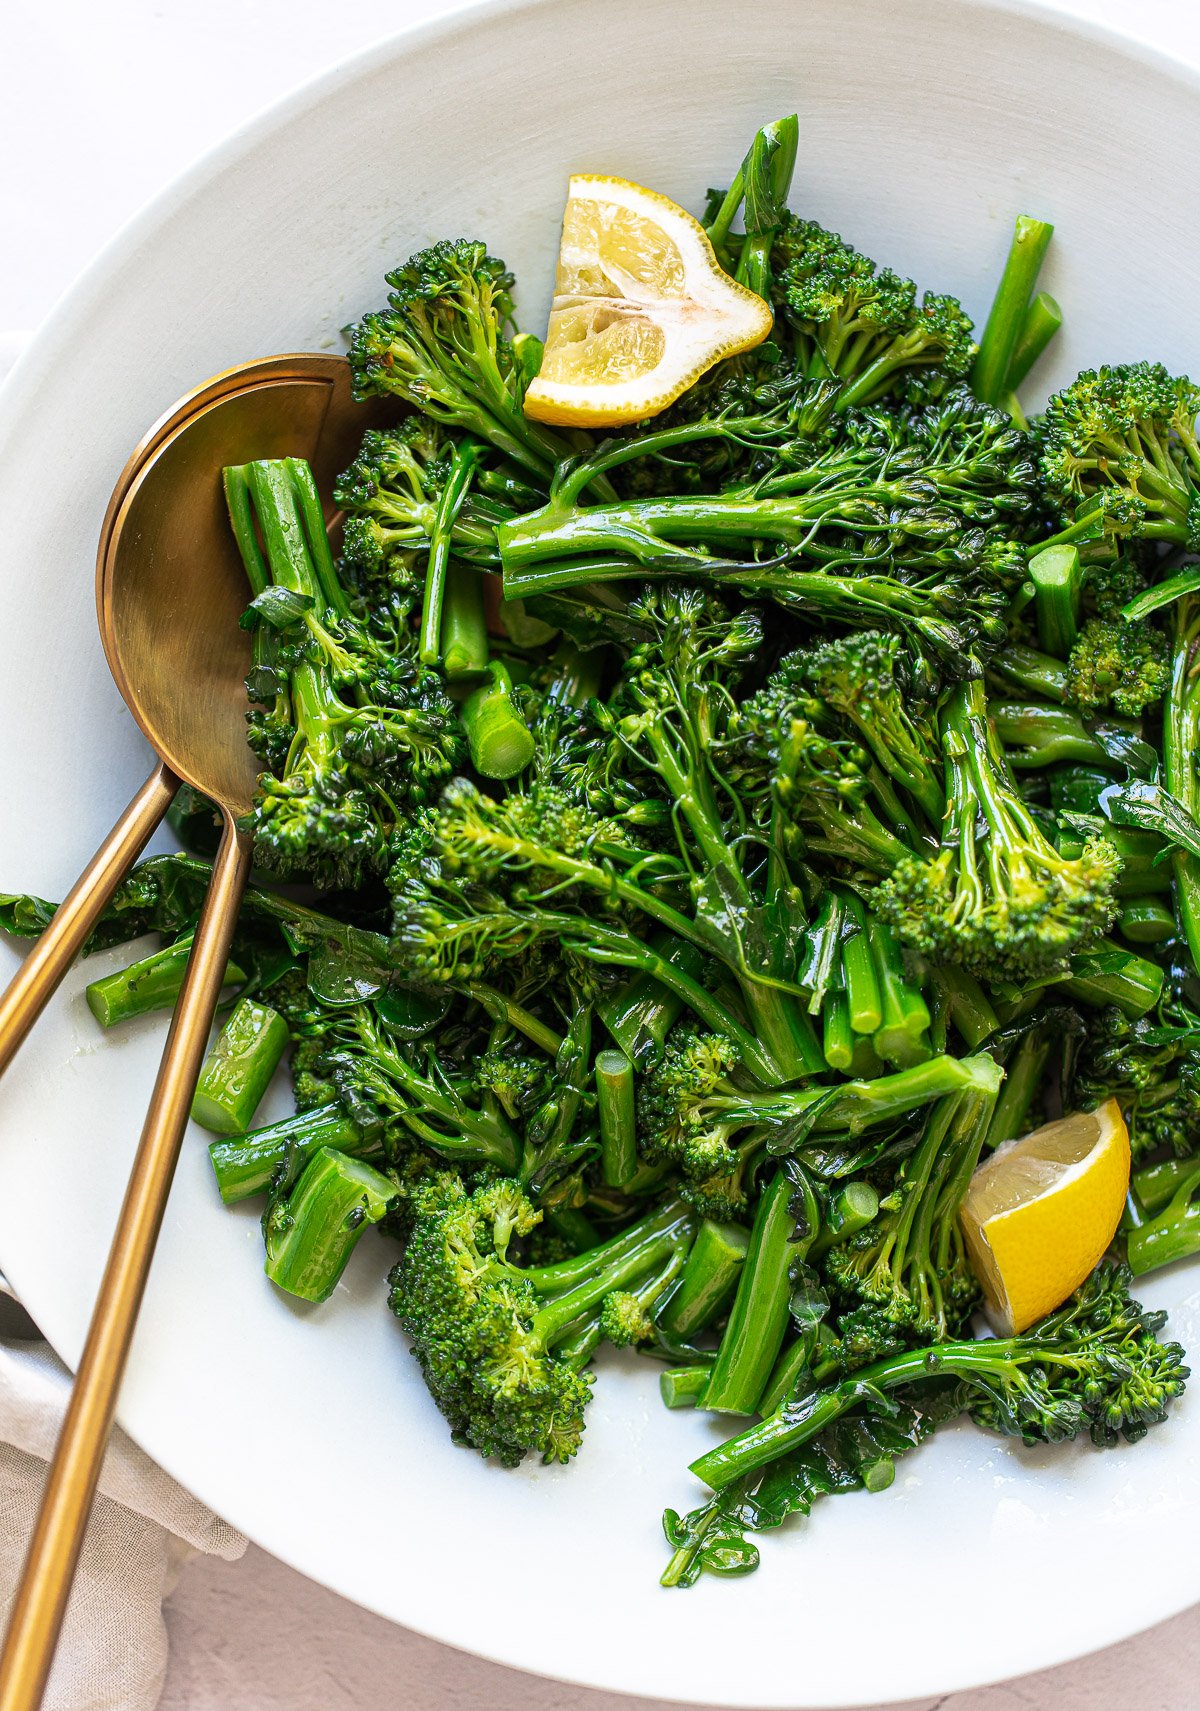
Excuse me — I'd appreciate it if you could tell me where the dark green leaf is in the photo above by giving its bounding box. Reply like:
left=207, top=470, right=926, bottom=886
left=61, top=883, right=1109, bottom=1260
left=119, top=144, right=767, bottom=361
left=0, top=892, right=58, bottom=939
left=1099, top=779, right=1200, bottom=862
left=240, top=587, right=314, bottom=631
left=1085, top=723, right=1159, bottom=780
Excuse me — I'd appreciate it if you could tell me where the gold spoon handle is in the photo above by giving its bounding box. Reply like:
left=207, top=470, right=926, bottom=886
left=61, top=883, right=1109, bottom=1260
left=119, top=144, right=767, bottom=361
left=0, top=818, right=254, bottom=1711
left=0, top=762, right=179, bottom=1080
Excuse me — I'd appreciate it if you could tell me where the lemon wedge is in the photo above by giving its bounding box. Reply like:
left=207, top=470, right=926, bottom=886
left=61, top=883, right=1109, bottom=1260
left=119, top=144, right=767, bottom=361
left=523, top=175, right=773, bottom=428
left=960, top=1098, right=1131, bottom=1335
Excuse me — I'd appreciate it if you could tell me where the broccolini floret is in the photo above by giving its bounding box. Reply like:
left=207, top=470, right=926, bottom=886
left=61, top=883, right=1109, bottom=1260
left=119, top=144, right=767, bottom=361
left=388, top=1173, right=695, bottom=1464
left=881, top=678, right=1120, bottom=980
left=1064, top=617, right=1169, bottom=717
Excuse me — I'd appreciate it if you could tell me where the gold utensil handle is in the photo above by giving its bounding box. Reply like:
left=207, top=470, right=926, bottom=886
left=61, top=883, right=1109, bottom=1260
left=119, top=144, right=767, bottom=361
left=0, top=762, right=179, bottom=1080
left=0, top=818, right=253, bottom=1711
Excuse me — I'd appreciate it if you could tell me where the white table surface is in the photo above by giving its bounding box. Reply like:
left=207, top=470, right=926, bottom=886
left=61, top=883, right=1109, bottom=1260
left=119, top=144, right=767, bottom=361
left=4, top=0, right=1200, bottom=1705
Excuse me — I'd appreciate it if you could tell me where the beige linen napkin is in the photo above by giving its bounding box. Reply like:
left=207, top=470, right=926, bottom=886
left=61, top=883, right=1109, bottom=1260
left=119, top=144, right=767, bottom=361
left=0, top=1288, right=246, bottom=1711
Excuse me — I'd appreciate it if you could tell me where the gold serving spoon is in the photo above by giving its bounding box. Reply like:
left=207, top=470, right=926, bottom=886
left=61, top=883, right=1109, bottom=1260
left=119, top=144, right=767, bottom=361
left=0, top=353, right=378, bottom=1711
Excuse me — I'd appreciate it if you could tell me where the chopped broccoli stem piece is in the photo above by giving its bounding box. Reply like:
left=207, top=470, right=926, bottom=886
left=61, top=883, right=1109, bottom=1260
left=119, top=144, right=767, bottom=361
left=264, top=1148, right=395, bottom=1304
left=420, top=440, right=481, bottom=667
left=1028, top=544, right=1082, bottom=658
left=822, top=989, right=856, bottom=1071
left=1126, top=1161, right=1200, bottom=1276
left=191, top=998, right=289, bottom=1136
left=1118, top=899, right=1177, bottom=946
left=1055, top=941, right=1165, bottom=1018
left=1006, top=290, right=1062, bottom=391
left=597, top=936, right=708, bottom=1067
left=703, top=1169, right=816, bottom=1416
left=991, top=700, right=1133, bottom=770
left=868, top=918, right=932, bottom=1067
left=85, top=934, right=245, bottom=1028
left=659, top=1218, right=751, bottom=1342
left=440, top=563, right=489, bottom=679
left=596, top=1048, right=637, bottom=1188
left=841, top=897, right=883, bottom=1035
left=661, top=1363, right=717, bottom=1409
left=461, top=660, right=536, bottom=778
left=1134, top=1158, right=1200, bottom=1218
left=208, top=1105, right=376, bottom=1205
left=928, top=964, right=999, bottom=1051
left=971, top=215, right=1054, bottom=407
left=808, top=1181, right=881, bottom=1261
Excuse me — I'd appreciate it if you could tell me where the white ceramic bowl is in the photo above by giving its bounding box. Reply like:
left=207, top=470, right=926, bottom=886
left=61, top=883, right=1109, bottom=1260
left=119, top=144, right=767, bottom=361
left=2, top=1, right=1200, bottom=1703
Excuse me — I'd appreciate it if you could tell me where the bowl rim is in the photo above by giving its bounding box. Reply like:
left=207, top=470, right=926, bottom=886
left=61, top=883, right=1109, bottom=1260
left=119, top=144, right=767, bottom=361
left=3, top=0, right=1200, bottom=1701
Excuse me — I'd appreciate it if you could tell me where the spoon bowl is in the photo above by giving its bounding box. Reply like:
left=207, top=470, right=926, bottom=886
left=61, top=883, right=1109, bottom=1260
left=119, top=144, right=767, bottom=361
left=97, top=354, right=370, bottom=813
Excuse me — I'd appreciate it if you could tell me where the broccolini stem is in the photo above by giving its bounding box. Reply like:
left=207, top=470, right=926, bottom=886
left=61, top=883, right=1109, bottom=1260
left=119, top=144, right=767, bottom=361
left=460, top=660, right=536, bottom=779
left=420, top=439, right=480, bottom=666
left=546, top=1207, right=601, bottom=1253
left=703, top=1168, right=817, bottom=1416
left=559, top=918, right=777, bottom=1083
left=1055, top=941, right=1164, bottom=1019
left=807, top=1181, right=881, bottom=1261
left=285, top=457, right=350, bottom=621
left=596, top=935, right=707, bottom=1065
left=822, top=990, right=855, bottom=1071
left=530, top=1199, right=696, bottom=1344
left=85, top=933, right=246, bottom=1028
left=868, top=918, right=932, bottom=1067
left=658, top=1218, right=750, bottom=1342
left=1027, top=544, right=1081, bottom=657
left=1164, top=592, right=1200, bottom=972
left=984, top=1028, right=1051, bottom=1150
left=740, top=982, right=826, bottom=1084
left=521, top=998, right=593, bottom=1191
left=1126, top=1161, right=1200, bottom=1276
left=461, top=981, right=563, bottom=1056
left=693, top=1333, right=1060, bottom=1491
left=191, top=997, right=289, bottom=1136
left=525, top=1196, right=686, bottom=1295
left=704, top=169, right=747, bottom=264
left=208, top=1105, right=377, bottom=1204
left=660, top=1364, right=716, bottom=1408
left=440, top=563, right=489, bottom=678
left=1117, top=898, right=1177, bottom=946
left=596, top=1048, right=637, bottom=1188
left=927, top=963, right=998, bottom=1051
left=970, top=215, right=1054, bottom=407
left=222, top=467, right=270, bottom=596
left=1134, top=1157, right=1200, bottom=1217
left=1005, top=290, right=1062, bottom=391
left=263, top=1147, right=394, bottom=1304
left=502, top=556, right=983, bottom=667
left=990, top=642, right=1069, bottom=703
left=990, top=700, right=1129, bottom=769
left=720, top=1051, right=1002, bottom=1136
left=840, top=895, right=882, bottom=1034
left=734, top=114, right=799, bottom=298
left=362, top=1016, right=521, bottom=1172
